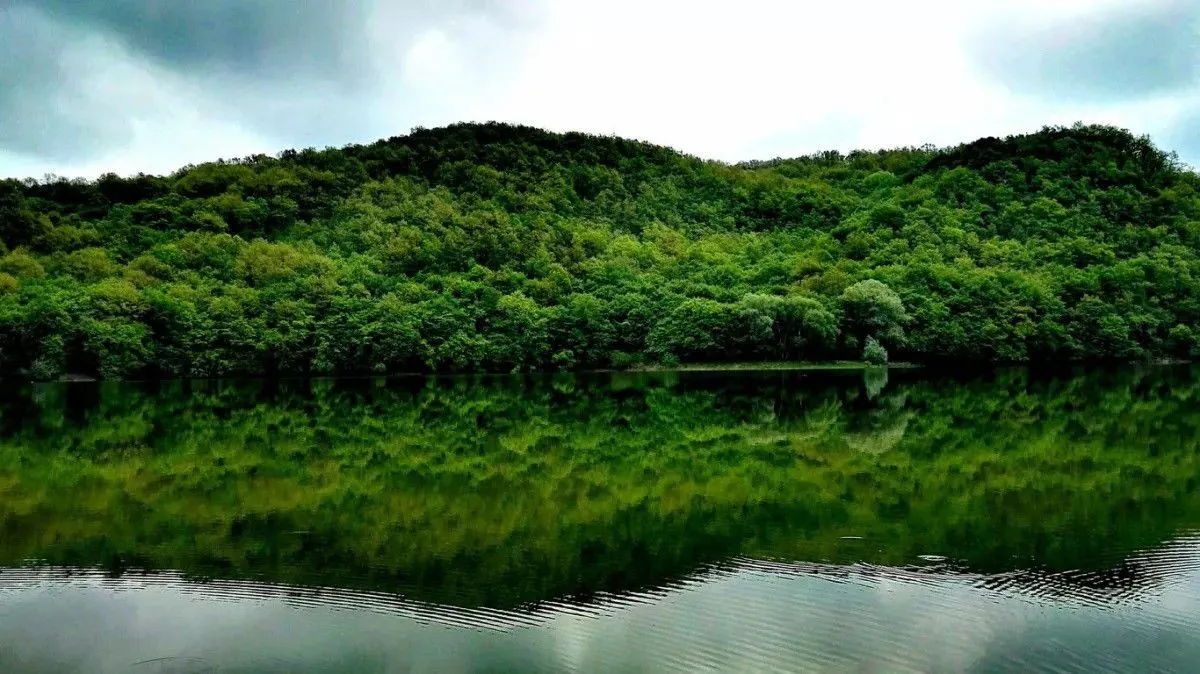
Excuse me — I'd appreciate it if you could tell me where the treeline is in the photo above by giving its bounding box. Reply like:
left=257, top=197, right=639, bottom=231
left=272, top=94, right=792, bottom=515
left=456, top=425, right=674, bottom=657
left=1, top=122, right=1198, bottom=378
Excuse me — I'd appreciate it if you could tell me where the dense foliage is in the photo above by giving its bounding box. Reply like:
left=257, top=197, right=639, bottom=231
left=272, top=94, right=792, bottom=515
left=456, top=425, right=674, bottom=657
left=2, top=367, right=1199, bottom=607
left=1, top=122, right=1198, bottom=378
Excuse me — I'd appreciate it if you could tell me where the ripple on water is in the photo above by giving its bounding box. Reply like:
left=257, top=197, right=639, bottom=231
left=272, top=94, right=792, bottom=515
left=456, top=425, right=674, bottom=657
left=2, top=533, right=1200, bottom=672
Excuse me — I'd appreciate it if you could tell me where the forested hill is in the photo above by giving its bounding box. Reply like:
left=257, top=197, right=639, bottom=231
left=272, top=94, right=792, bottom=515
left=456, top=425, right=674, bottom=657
left=1, top=122, right=1198, bottom=379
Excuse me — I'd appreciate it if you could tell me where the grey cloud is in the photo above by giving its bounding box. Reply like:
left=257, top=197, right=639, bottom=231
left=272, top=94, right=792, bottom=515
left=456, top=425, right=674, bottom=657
left=22, top=0, right=529, bottom=73
left=971, top=0, right=1200, bottom=103
left=24, top=0, right=374, bottom=84
left=0, top=1, right=537, bottom=164
left=0, top=6, right=135, bottom=160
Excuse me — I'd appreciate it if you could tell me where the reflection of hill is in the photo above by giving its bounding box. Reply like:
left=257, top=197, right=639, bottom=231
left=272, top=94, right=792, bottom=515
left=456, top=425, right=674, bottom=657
left=973, top=532, right=1200, bottom=606
left=6, top=533, right=1198, bottom=632
left=0, top=366, right=1198, bottom=608
left=750, top=531, right=1200, bottom=608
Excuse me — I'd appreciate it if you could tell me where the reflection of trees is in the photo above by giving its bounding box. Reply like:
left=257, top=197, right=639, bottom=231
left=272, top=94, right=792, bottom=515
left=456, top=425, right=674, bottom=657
left=0, top=366, right=1198, bottom=608
left=863, top=367, right=888, bottom=399
left=845, top=374, right=909, bottom=455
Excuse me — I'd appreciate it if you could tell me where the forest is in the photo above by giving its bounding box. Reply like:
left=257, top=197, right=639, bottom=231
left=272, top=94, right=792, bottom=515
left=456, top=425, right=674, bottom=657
left=0, top=122, right=1198, bottom=378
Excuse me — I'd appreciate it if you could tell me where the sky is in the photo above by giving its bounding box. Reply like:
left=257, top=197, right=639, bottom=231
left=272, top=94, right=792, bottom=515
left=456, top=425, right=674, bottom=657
left=1, top=0, right=1198, bottom=179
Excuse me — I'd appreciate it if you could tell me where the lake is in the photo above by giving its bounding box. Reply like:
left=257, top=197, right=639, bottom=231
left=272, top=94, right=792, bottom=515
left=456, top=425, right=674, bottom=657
left=1, top=366, right=1199, bottom=672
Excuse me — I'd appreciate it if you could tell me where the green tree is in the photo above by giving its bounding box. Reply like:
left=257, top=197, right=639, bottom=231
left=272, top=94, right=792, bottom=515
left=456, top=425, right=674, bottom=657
left=60, top=247, right=119, bottom=282
left=863, top=336, right=888, bottom=365
left=0, top=249, right=45, bottom=279
left=840, top=279, right=908, bottom=350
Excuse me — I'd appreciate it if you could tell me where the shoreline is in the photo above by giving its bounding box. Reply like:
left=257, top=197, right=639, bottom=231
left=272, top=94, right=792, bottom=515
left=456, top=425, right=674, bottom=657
left=625, top=361, right=921, bottom=373
left=0, top=358, right=1188, bottom=385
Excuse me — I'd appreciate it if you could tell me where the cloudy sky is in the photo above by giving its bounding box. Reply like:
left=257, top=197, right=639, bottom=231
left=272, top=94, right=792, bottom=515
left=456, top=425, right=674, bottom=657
left=1, top=0, right=1197, bottom=179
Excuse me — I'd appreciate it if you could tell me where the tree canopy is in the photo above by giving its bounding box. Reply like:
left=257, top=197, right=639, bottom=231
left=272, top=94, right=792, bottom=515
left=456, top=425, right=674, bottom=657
left=0, top=121, right=1197, bottom=378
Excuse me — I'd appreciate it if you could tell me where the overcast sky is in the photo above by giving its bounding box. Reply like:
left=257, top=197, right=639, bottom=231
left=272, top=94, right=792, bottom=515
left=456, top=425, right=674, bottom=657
left=1, top=0, right=1197, bottom=179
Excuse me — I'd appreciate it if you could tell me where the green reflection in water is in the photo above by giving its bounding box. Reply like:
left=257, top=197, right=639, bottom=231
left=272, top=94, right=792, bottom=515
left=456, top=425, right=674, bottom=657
left=0, top=366, right=1198, bottom=609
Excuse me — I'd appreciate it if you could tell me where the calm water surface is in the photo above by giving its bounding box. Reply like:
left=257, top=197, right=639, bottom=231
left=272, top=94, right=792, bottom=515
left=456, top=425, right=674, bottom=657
left=1, top=366, right=1199, bottom=672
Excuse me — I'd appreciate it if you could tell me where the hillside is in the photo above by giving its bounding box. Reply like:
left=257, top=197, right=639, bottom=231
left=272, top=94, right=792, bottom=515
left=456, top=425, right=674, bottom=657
left=0, top=122, right=1198, bottom=379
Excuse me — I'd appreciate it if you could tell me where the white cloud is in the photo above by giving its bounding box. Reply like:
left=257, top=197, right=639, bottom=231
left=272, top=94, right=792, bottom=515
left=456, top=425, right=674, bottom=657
left=476, top=0, right=1199, bottom=161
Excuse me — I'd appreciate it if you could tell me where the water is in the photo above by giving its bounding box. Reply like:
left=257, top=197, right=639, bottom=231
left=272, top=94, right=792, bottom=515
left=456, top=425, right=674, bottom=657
left=1, top=366, right=1199, bottom=672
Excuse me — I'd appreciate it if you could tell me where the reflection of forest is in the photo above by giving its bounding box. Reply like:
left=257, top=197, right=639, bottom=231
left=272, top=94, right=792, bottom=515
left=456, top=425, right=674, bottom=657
left=0, top=366, right=1198, bottom=609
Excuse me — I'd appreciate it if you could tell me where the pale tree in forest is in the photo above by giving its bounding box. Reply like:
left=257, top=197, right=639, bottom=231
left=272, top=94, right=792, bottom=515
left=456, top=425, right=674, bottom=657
left=840, top=280, right=908, bottom=350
